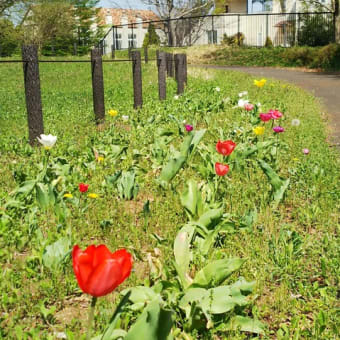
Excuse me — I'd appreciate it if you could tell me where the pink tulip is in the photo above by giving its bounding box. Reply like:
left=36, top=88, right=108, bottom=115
left=303, top=148, right=309, bottom=154
left=260, top=113, right=272, bottom=122
left=244, top=103, right=254, bottom=111
left=269, top=109, right=283, bottom=119
left=273, top=126, right=284, bottom=133
left=185, top=124, right=193, bottom=132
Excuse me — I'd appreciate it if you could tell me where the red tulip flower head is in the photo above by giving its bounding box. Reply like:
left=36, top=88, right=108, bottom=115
left=216, top=140, right=236, bottom=156
left=244, top=103, right=254, bottom=111
left=273, top=126, right=285, bottom=133
left=259, top=113, right=272, bottom=122
left=215, top=162, right=229, bottom=176
left=72, top=245, right=132, bottom=297
left=269, top=109, right=283, bottom=119
left=185, top=124, right=193, bottom=132
left=79, top=183, right=89, bottom=193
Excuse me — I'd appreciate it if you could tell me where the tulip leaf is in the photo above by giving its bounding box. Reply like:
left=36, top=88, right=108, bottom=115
left=158, top=156, right=186, bottom=186
left=101, top=291, right=131, bottom=340
left=258, top=160, right=290, bottom=207
left=224, top=316, right=264, bottom=334
left=174, top=224, right=195, bottom=288
left=192, top=258, right=244, bottom=288
left=124, top=299, right=173, bottom=340
left=197, top=208, right=224, bottom=229
left=120, top=286, right=158, bottom=305
left=12, top=179, right=36, bottom=197
left=42, top=237, right=71, bottom=271
left=180, top=180, right=203, bottom=219
left=117, top=171, right=138, bottom=200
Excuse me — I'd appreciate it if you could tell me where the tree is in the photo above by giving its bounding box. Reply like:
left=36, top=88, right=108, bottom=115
left=142, top=23, right=160, bottom=47
left=141, top=0, right=214, bottom=46
left=0, top=18, right=21, bottom=55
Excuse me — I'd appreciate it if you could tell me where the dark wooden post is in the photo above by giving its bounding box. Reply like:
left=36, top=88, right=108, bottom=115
left=128, top=47, right=132, bottom=59
left=132, top=51, right=143, bottom=109
left=174, top=54, right=185, bottom=95
left=183, top=54, right=187, bottom=85
left=169, top=53, right=174, bottom=77
left=144, top=46, right=148, bottom=64
left=22, top=45, right=44, bottom=146
left=157, top=51, right=166, bottom=101
left=111, top=45, right=115, bottom=59
left=165, top=53, right=172, bottom=77
left=91, top=48, right=105, bottom=124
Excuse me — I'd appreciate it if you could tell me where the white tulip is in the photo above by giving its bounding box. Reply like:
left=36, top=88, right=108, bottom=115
left=174, top=95, right=179, bottom=100
left=215, top=87, right=221, bottom=92
left=37, top=134, right=57, bottom=148
left=291, top=119, right=301, bottom=126
left=237, top=99, right=249, bottom=108
left=238, top=91, right=248, bottom=97
left=122, top=115, right=129, bottom=121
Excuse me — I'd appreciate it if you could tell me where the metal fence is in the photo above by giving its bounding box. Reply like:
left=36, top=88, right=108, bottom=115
left=99, top=12, right=335, bottom=53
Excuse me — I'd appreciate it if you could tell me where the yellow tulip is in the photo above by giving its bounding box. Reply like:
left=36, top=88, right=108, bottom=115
left=88, top=193, right=99, bottom=199
left=108, top=109, right=118, bottom=117
left=253, top=126, right=265, bottom=136
left=97, top=156, right=104, bottom=163
left=254, top=79, right=267, bottom=88
left=64, top=193, right=73, bottom=198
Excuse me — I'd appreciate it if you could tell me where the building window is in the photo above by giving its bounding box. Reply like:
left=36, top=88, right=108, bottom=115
left=115, top=33, right=122, bottom=50
left=128, top=33, right=137, bottom=48
left=207, top=30, right=217, bottom=44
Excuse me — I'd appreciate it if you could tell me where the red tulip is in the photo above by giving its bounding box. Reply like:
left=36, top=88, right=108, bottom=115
left=259, top=113, right=272, bottom=122
left=79, top=183, right=89, bottom=193
left=72, top=245, right=132, bottom=297
left=216, top=140, right=236, bottom=156
left=215, top=162, right=229, bottom=176
left=269, top=109, right=283, bottom=119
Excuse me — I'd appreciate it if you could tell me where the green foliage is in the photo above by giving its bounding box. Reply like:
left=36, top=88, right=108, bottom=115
left=142, top=24, right=160, bottom=48
left=0, top=18, right=21, bottom=56
left=265, top=36, right=273, bottom=48
left=221, top=32, right=245, bottom=46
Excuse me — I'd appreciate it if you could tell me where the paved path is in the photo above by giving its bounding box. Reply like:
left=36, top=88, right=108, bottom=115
left=191, top=65, right=340, bottom=148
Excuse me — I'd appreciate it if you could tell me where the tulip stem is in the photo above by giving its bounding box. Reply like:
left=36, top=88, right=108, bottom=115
left=86, top=296, right=97, bottom=340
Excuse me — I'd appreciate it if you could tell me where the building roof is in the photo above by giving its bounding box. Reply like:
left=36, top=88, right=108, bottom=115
left=98, top=8, right=160, bottom=27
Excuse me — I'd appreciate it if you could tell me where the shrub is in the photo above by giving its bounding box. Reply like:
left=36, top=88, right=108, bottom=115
left=312, top=43, right=340, bottom=69
left=265, top=37, right=273, bottom=48
left=221, top=32, right=245, bottom=46
left=282, top=46, right=317, bottom=66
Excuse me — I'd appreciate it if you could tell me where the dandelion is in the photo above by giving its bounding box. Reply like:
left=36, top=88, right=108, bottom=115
left=302, top=148, right=310, bottom=155
left=37, top=134, right=57, bottom=149
left=108, top=109, right=118, bottom=117
left=88, top=193, right=99, bottom=199
left=253, top=126, right=265, bottom=135
left=254, top=79, right=267, bottom=88
left=291, top=119, right=301, bottom=126
left=292, top=157, right=300, bottom=162
left=64, top=193, right=73, bottom=198
left=97, top=156, right=104, bottom=163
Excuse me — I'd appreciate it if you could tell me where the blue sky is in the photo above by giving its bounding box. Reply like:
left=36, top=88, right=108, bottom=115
left=98, top=0, right=151, bottom=9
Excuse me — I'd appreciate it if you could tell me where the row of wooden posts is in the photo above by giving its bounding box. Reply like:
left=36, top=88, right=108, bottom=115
left=20, top=45, right=188, bottom=145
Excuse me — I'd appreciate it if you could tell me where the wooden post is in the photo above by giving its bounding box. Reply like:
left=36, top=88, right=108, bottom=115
left=183, top=54, right=187, bottom=85
left=175, top=54, right=185, bottom=95
left=111, top=45, right=115, bottom=59
left=128, top=47, right=132, bottom=59
left=144, top=46, right=148, bottom=64
left=22, top=45, right=44, bottom=146
left=73, top=43, right=77, bottom=56
left=91, top=48, right=105, bottom=124
left=157, top=51, right=166, bottom=101
left=169, top=53, right=174, bottom=77
left=132, top=51, right=143, bottom=109
left=166, top=53, right=174, bottom=77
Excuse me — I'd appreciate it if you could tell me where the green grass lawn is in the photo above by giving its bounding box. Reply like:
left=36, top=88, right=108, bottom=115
left=0, top=57, right=339, bottom=339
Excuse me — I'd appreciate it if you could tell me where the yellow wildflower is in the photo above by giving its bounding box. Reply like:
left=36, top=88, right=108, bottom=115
left=97, top=156, right=104, bottom=163
left=108, top=109, right=118, bottom=117
left=254, top=79, right=267, bottom=88
left=292, top=158, right=299, bottom=162
left=64, top=193, right=73, bottom=198
left=88, top=193, right=99, bottom=199
left=253, top=126, right=265, bottom=136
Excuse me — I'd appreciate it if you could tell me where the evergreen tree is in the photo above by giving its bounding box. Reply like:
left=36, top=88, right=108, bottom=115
left=142, top=23, right=160, bottom=47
